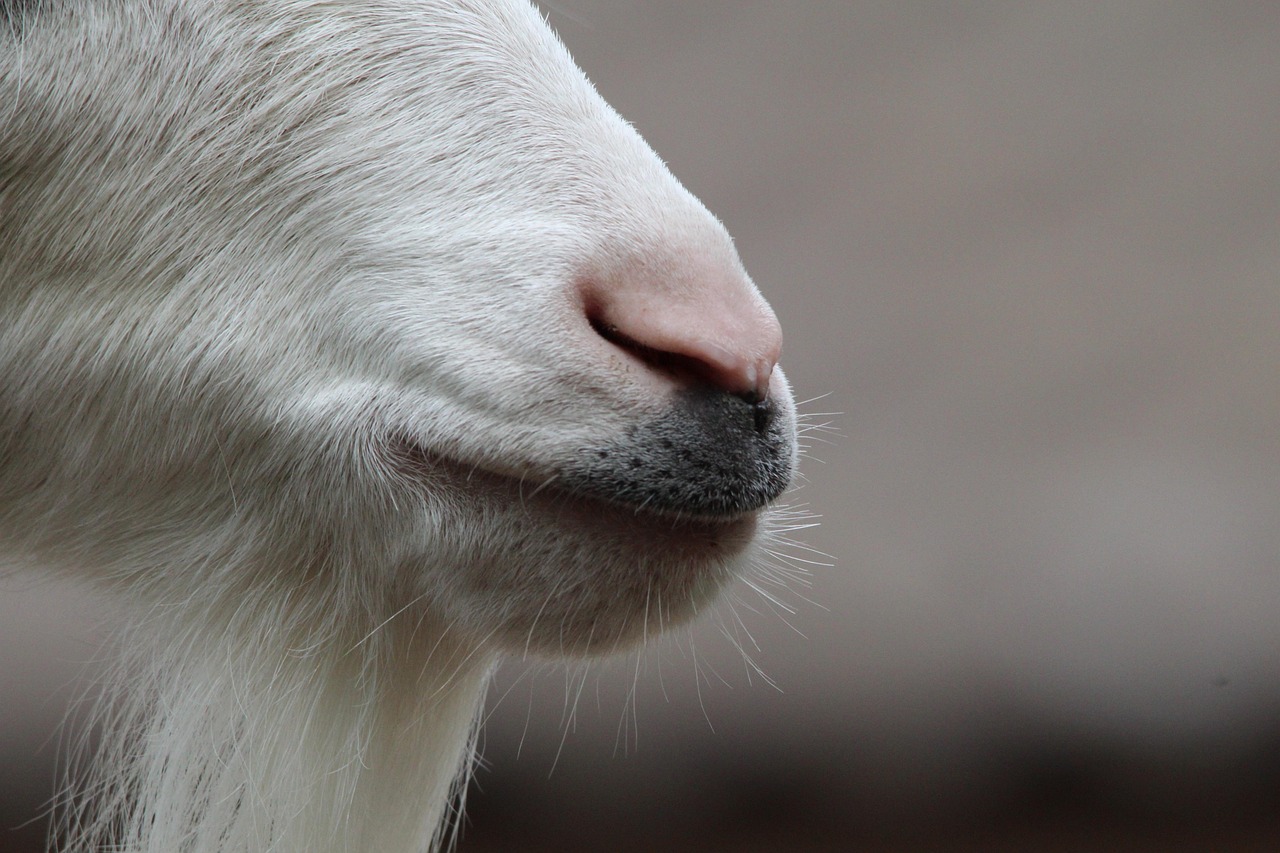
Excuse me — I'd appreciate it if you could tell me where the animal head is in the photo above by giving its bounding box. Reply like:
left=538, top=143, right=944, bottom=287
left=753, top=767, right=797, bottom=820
left=0, top=0, right=797, bottom=656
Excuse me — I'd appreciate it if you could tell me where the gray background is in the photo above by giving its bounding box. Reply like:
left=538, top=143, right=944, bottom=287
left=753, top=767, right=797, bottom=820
left=4, top=2, right=1280, bottom=850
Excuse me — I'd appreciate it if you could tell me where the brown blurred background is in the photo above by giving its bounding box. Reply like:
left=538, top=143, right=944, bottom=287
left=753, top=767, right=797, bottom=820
left=5, top=2, right=1280, bottom=850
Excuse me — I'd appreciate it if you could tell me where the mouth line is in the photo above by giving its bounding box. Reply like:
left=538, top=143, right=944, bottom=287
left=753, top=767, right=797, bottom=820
left=387, top=437, right=760, bottom=527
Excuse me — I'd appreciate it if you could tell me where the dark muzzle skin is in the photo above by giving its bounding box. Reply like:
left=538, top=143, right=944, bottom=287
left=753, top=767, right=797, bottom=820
left=563, top=387, right=795, bottom=518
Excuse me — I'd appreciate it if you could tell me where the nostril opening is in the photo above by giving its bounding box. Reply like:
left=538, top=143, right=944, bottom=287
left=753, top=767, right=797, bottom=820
left=589, top=297, right=777, bottom=432
left=583, top=287, right=777, bottom=401
left=588, top=307, right=727, bottom=390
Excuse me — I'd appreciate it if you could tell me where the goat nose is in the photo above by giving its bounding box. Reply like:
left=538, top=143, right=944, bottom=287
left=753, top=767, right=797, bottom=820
left=583, top=254, right=782, bottom=403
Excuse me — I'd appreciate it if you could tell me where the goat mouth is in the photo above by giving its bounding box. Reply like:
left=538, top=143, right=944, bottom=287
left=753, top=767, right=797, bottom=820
left=383, top=386, right=794, bottom=525
left=385, top=437, right=760, bottom=653
left=387, top=438, right=764, bottom=531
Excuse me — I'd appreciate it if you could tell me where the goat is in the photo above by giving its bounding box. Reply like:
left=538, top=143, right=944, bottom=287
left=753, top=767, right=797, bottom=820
left=0, top=1, right=800, bottom=850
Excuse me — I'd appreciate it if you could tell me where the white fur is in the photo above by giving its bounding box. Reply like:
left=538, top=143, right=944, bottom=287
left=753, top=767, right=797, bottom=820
left=1, top=1, right=799, bottom=851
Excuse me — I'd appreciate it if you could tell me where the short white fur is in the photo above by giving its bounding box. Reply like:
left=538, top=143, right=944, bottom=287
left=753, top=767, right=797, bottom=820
left=0, top=1, right=801, bottom=851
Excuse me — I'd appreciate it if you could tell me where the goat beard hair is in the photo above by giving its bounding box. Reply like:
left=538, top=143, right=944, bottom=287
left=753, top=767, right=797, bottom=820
left=57, top=575, right=492, bottom=853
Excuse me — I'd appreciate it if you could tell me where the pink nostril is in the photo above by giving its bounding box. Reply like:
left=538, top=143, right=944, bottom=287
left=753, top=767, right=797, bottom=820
left=583, top=263, right=782, bottom=403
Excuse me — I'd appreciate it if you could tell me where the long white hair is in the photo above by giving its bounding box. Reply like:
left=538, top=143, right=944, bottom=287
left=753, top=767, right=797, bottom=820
left=0, top=1, right=802, bottom=850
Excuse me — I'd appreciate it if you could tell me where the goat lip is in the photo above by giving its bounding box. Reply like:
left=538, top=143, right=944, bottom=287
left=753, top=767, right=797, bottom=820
left=387, top=439, right=760, bottom=528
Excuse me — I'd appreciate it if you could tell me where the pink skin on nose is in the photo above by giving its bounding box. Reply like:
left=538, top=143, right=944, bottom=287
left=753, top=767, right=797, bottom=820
left=584, top=261, right=783, bottom=402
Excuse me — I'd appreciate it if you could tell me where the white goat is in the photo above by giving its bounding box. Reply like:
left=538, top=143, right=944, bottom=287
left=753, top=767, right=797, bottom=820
left=0, top=1, right=799, bottom=850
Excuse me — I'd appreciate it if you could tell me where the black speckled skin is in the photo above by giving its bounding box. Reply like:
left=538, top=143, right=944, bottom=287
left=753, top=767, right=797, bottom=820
left=563, top=388, right=793, bottom=517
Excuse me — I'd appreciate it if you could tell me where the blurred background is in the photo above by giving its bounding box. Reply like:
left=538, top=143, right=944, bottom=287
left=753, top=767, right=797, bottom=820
left=4, top=2, right=1280, bottom=850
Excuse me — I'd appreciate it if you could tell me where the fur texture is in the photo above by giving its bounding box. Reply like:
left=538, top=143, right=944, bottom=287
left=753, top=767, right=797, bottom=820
left=1, top=1, right=800, bottom=850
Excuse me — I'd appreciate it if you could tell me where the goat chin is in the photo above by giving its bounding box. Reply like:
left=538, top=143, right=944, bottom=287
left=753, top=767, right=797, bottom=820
left=0, top=1, right=801, bottom=850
